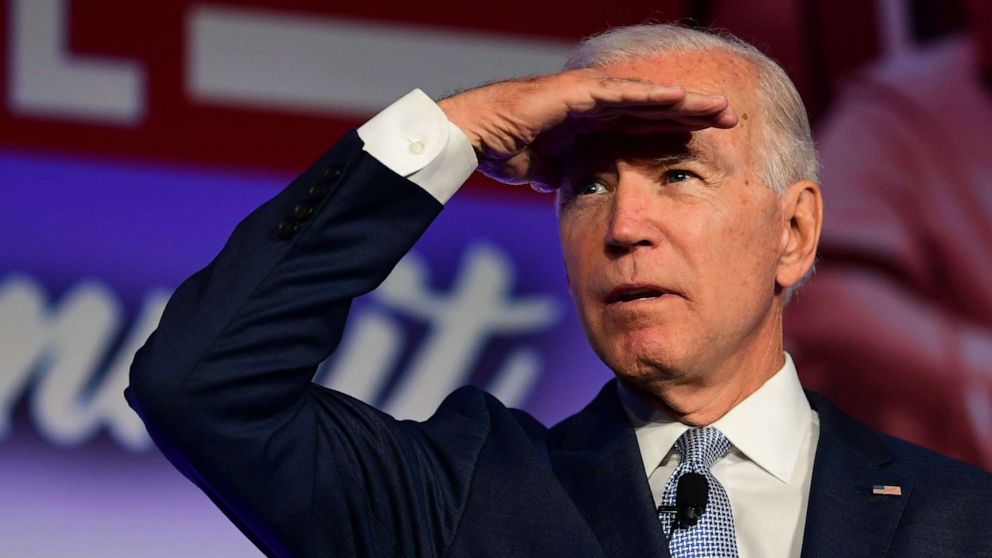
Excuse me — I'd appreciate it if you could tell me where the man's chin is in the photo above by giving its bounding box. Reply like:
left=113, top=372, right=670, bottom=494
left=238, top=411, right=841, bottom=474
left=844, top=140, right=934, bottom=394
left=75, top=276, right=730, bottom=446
left=603, top=323, right=687, bottom=359
left=601, top=345, right=690, bottom=385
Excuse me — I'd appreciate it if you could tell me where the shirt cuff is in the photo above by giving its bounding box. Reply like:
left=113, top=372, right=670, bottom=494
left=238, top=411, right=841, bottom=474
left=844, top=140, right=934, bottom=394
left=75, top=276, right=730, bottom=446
left=357, top=89, right=478, bottom=204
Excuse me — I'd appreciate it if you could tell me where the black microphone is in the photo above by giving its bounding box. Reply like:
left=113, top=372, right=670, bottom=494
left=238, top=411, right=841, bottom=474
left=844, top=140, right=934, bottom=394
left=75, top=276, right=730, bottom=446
left=675, top=472, right=709, bottom=527
left=658, top=472, right=710, bottom=529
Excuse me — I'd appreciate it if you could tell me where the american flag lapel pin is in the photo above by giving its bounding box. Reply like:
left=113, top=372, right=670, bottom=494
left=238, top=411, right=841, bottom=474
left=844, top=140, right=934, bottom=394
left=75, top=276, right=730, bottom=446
left=872, top=484, right=902, bottom=496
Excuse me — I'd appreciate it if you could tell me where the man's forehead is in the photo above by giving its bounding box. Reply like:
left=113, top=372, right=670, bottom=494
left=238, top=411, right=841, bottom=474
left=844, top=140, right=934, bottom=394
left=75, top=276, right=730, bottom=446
left=600, top=49, right=757, bottom=94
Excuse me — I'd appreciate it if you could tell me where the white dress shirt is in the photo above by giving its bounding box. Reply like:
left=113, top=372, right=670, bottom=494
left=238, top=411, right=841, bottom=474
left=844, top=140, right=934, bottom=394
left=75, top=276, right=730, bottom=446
left=357, top=91, right=821, bottom=557
left=358, top=88, right=477, bottom=203
left=619, top=353, right=820, bottom=558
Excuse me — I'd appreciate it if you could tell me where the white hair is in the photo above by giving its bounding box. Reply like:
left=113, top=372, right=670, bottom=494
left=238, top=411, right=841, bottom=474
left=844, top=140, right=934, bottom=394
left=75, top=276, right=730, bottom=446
left=563, top=23, right=819, bottom=193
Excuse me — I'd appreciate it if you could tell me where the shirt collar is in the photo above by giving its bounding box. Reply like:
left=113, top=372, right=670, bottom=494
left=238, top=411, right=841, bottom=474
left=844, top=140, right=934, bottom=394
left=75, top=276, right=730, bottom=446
left=618, top=376, right=688, bottom=481
left=618, top=352, right=811, bottom=483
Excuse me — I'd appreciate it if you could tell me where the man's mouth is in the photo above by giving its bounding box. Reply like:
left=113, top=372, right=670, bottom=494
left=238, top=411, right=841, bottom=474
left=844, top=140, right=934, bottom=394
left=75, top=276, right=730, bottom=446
left=606, top=285, right=670, bottom=304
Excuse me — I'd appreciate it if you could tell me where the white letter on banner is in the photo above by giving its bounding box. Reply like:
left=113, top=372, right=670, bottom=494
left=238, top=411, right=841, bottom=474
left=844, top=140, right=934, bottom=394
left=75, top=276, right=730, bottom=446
left=26, top=280, right=119, bottom=444
left=81, top=290, right=167, bottom=450
left=0, top=275, right=160, bottom=450
left=9, top=0, right=145, bottom=124
left=318, top=309, right=403, bottom=403
left=0, top=276, right=120, bottom=443
left=187, top=4, right=571, bottom=114
left=378, top=244, right=559, bottom=421
left=0, top=275, right=50, bottom=438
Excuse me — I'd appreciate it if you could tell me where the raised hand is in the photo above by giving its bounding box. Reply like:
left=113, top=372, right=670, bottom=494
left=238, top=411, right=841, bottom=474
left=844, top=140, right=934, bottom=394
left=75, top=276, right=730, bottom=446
left=437, top=68, right=738, bottom=190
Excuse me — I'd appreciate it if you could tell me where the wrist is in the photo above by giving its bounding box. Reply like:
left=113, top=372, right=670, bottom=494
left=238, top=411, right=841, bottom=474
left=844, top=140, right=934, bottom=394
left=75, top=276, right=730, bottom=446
left=438, top=95, right=484, bottom=153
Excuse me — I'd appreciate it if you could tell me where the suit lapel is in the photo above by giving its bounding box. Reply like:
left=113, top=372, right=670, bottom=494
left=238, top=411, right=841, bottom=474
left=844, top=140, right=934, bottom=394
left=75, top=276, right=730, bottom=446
left=549, top=381, right=670, bottom=558
left=801, top=392, right=911, bottom=558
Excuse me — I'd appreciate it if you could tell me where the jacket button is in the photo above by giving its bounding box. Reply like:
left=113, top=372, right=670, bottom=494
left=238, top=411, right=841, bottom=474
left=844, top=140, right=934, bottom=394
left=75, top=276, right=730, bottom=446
left=307, top=184, right=329, bottom=201
left=293, top=203, right=315, bottom=221
left=321, top=165, right=341, bottom=183
left=277, top=220, right=299, bottom=240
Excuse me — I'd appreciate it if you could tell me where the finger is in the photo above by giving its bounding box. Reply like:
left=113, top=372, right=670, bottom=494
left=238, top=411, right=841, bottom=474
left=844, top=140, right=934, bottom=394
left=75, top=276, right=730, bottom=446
left=527, top=154, right=562, bottom=193
left=601, top=119, right=722, bottom=134
left=566, top=119, right=707, bottom=138
left=572, top=108, right=734, bottom=132
left=584, top=83, right=687, bottom=108
left=562, top=73, right=687, bottom=112
left=544, top=112, right=740, bottom=154
left=585, top=91, right=731, bottom=117
left=575, top=94, right=734, bottom=129
left=584, top=105, right=732, bottom=123
left=578, top=107, right=738, bottom=128
left=673, top=91, right=731, bottom=115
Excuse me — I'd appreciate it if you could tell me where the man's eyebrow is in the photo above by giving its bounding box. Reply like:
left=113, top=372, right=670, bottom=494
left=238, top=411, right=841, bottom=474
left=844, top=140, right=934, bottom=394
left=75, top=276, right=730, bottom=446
left=650, top=141, right=720, bottom=167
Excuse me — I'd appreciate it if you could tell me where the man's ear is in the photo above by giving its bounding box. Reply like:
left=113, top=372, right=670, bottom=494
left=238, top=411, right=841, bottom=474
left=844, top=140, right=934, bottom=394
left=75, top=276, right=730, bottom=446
left=776, top=179, right=822, bottom=289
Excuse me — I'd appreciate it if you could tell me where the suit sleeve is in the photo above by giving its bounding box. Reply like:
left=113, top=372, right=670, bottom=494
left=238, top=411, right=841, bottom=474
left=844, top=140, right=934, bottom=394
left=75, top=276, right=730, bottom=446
left=126, top=131, right=490, bottom=557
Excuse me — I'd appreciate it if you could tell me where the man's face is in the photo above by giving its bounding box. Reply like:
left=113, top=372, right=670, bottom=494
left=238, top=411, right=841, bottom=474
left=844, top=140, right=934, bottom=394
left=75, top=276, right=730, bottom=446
left=558, top=51, right=788, bottom=393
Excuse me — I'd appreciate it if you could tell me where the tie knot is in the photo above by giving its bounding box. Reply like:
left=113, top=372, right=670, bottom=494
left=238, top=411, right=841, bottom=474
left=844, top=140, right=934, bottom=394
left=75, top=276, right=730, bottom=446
left=675, top=427, right=731, bottom=471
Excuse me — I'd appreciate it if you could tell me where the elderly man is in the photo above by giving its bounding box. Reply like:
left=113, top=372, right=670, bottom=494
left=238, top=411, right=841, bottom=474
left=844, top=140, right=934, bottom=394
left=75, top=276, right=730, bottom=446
left=127, top=24, right=991, bottom=558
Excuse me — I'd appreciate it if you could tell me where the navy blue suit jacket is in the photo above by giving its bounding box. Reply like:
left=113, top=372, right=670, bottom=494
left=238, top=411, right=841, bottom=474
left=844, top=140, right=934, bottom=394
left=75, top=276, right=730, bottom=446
left=127, top=132, right=992, bottom=557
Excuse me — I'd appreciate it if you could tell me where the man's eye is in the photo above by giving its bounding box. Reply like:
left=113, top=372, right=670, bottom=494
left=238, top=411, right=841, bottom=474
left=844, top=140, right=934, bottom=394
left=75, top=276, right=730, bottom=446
left=663, top=169, right=698, bottom=183
left=576, top=179, right=608, bottom=196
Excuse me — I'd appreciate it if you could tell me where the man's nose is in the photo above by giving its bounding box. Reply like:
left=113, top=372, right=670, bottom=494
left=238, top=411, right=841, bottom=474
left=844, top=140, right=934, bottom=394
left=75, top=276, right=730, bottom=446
left=605, top=183, right=661, bottom=252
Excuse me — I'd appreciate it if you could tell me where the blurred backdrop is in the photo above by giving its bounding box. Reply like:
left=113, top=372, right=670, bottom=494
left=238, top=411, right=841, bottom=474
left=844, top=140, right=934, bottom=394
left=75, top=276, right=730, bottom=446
left=1, top=0, right=988, bottom=555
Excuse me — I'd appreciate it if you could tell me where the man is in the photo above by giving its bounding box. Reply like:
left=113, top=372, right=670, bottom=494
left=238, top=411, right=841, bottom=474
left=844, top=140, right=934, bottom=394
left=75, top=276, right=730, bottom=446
left=127, top=24, right=992, bottom=557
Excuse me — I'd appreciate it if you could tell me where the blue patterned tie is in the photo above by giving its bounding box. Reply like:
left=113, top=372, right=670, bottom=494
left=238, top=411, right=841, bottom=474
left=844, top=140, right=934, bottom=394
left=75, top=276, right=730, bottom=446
left=659, top=427, right=739, bottom=557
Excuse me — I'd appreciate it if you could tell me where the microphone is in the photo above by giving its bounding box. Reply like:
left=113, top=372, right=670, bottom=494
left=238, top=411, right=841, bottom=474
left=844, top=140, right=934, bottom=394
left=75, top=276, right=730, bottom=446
left=658, top=472, right=710, bottom=528
left=675, top=472, right=709, bottom=527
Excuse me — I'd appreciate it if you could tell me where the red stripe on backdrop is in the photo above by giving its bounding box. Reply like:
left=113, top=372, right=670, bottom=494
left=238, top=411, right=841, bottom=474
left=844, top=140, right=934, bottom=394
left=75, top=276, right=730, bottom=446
left=0, top=0, right=879, bottom=198
left=0, top=0, right=688, bottom=198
